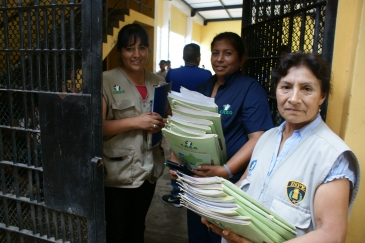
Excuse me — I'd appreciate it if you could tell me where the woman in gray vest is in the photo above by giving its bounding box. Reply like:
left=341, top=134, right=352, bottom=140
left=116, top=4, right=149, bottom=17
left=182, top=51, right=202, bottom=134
left=102, top=24, right=166, bottom=243
left=202, top=52, right=360, bottom=243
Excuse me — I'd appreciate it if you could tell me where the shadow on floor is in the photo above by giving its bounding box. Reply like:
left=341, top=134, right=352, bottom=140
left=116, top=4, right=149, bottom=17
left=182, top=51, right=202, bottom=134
left=144, top=140, right=189, bottom=243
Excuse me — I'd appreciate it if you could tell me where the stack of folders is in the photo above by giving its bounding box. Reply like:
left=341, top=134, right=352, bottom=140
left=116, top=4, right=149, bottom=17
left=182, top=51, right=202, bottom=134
left=161, top=87, right=227, bottom=170
left=176, top=172, right=297, bottom=243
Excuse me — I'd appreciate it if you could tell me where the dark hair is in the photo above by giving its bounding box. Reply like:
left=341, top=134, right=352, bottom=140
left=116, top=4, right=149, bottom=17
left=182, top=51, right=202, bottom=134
left=272, top=51, right=332, bottom=95
left=117, top=24, right=149, bottom=52
left=166, top=60, right=171, bottom=65
left=211, top=32, right=246, bottom=60
left=183, top=43, right=200, bottom=62
left=159, top=60, right=166, bottom=65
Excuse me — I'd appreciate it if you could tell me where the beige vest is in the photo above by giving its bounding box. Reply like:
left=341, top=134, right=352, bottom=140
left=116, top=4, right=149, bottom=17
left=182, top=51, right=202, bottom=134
left=243, top=121, right=360, bottom=236
left=102, top=67, right=166, bottom=188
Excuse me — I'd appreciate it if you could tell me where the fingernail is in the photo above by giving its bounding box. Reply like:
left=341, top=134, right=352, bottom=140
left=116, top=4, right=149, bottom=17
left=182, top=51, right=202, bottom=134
left=222, top=230, right=228, bottom=236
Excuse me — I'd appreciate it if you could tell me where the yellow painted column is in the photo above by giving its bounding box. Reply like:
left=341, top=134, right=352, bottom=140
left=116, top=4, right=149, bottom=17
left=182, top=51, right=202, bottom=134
left=328, top=0, right=365, bottom=242
left=327, top=0, right=362, bottom=136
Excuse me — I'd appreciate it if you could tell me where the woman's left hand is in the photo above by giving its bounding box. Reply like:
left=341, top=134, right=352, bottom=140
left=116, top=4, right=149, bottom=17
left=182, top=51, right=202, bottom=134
left=192, top=165, right=226, bottom=178
left=201, top=218, right=252, bottom=243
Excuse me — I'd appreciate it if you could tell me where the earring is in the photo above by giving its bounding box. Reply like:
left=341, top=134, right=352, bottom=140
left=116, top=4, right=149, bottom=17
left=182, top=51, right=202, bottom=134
left=319, top=107, right=321, bottom=112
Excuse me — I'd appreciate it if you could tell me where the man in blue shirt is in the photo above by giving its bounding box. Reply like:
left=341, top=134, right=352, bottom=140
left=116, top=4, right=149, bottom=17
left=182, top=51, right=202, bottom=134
left=161, top=43, right=212, bottom=207
left=165, top=43, right=212, bottom=92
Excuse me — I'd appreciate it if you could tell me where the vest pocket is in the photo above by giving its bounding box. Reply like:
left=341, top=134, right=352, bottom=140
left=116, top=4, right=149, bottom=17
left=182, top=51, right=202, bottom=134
left=112, top=100, right=135, bottom=119
left=103, top=148, right=134, bottom=185
left=270, top=197, right=311, bottom=230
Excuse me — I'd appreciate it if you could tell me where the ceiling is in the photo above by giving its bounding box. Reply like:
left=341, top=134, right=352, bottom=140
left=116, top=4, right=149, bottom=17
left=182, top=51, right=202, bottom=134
left=180, top=0, right=243, bottom=25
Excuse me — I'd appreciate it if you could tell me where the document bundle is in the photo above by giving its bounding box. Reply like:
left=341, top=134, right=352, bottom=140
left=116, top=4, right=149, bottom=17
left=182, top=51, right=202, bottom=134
left=161, top=87, right=227, bottom=170
left=176, top=172, right=296, bottom=243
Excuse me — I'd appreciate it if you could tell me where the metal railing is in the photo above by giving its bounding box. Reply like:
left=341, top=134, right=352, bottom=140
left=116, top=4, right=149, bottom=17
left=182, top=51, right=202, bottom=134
left=242, top=0, right=336, bottom=125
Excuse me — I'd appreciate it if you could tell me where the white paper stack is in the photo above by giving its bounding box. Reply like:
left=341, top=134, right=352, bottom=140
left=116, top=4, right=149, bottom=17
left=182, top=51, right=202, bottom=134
left=176, top=172, right=297, bottom=243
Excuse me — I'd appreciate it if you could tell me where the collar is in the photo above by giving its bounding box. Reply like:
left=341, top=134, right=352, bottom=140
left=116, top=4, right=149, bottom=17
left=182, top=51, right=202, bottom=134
left=220, top=70, right=242, bottom=85
left=207, top=70, right=242, bottom=88
left=278, top=113, right=322, bottom=138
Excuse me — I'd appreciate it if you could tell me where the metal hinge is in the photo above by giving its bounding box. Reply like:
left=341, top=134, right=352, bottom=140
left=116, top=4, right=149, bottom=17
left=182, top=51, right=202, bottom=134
left=91, top=157, right=103, bottom=167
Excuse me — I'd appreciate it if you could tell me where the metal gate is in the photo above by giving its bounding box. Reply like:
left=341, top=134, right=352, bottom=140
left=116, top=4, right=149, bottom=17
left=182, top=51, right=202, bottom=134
left=242, top=0, right=338, bottom=125
left=0, top=0, right=104, bottom=242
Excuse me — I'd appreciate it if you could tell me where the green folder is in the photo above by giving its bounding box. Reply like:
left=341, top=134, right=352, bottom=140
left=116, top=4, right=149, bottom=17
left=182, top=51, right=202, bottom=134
left=162, top=128, right=223, bottom=169
left=167, top=116, right=213, bottom=134
left=176, top=172, right=296, bottom=243
left=167, top=122, right=207, bottom=137
left=171, top=106, right=226, bottom=160
left=167, top=92, right=218, bottom=112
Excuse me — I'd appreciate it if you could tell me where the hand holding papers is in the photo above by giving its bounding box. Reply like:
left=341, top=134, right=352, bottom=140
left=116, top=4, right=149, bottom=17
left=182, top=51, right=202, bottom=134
left=176, top=172, right=296, bottom=243
left=162, top=88, right=227, bottom=170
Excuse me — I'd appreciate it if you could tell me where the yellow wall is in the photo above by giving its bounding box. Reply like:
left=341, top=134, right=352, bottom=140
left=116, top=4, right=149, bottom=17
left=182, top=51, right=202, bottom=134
left=157, top=0, right=163, bottom=27
left=200, top=21, right=242, bottom=73
left=192, top=21, right=202, bottom=43
left=327, top=0, right=365, bottom=242
left=162, top=6, right=240, bottom=72
left=170, top=6, right=187, bottom=36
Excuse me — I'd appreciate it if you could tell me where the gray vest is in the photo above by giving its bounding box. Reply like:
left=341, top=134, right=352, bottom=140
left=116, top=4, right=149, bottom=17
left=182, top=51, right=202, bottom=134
left=243, top=121, right=360, bottom=236
left=102, top=67, right=165, bottom=188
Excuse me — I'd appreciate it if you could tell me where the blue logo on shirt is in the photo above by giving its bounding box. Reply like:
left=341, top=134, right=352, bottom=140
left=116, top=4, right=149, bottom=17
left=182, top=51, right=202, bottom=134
left=248, top=160, right=257, bottom=176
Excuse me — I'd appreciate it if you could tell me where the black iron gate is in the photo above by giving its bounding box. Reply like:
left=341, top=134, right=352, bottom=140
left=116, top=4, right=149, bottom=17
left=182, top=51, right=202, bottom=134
left=0, top=0, right=104, bottom=242
left=242, top=0, right=338, bottom=125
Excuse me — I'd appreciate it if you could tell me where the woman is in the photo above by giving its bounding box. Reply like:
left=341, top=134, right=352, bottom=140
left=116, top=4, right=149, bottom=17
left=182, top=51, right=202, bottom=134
left=172, top=32, right=274, bottom=243
left=102, top=24, right=166, bottom=243
left=202, top=52, right=360, bottom=243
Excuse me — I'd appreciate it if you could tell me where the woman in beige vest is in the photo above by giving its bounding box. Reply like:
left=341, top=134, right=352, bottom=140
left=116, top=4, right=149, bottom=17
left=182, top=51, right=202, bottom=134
left=102, top=24, right=166, bottom=243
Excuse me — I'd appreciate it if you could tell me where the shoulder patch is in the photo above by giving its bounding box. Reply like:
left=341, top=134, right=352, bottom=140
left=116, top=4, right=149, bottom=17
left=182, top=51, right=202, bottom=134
left=286, top=180, right=306, bottom=204
left=248, top=159, right=257, bottom=176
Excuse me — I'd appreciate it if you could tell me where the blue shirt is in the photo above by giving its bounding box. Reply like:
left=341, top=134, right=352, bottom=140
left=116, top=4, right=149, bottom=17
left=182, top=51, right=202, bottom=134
left=166, top=65, right=212, bottom=92
left=268, top=114, right=356, bottom=187
left=197, top=71, right=274, bottom=163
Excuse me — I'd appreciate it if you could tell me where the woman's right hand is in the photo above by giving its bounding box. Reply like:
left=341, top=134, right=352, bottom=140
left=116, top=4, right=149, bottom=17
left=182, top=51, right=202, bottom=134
left=201, top=218, right=253, bottom=243
left=136, top=112, right=164, bottom=133
left=168, top=152, right=179, bottom=179
left=168, top=169, right=178, bottom=180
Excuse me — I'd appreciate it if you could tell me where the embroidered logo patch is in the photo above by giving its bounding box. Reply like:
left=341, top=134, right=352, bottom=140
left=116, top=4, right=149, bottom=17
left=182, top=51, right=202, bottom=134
left=219, top=104, right=233, bottom=115
left=113, top=85, right=125, bottom=94
left=248, top=159, right=257, bottom=176
left=287, top=180, right=306, bottom=204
